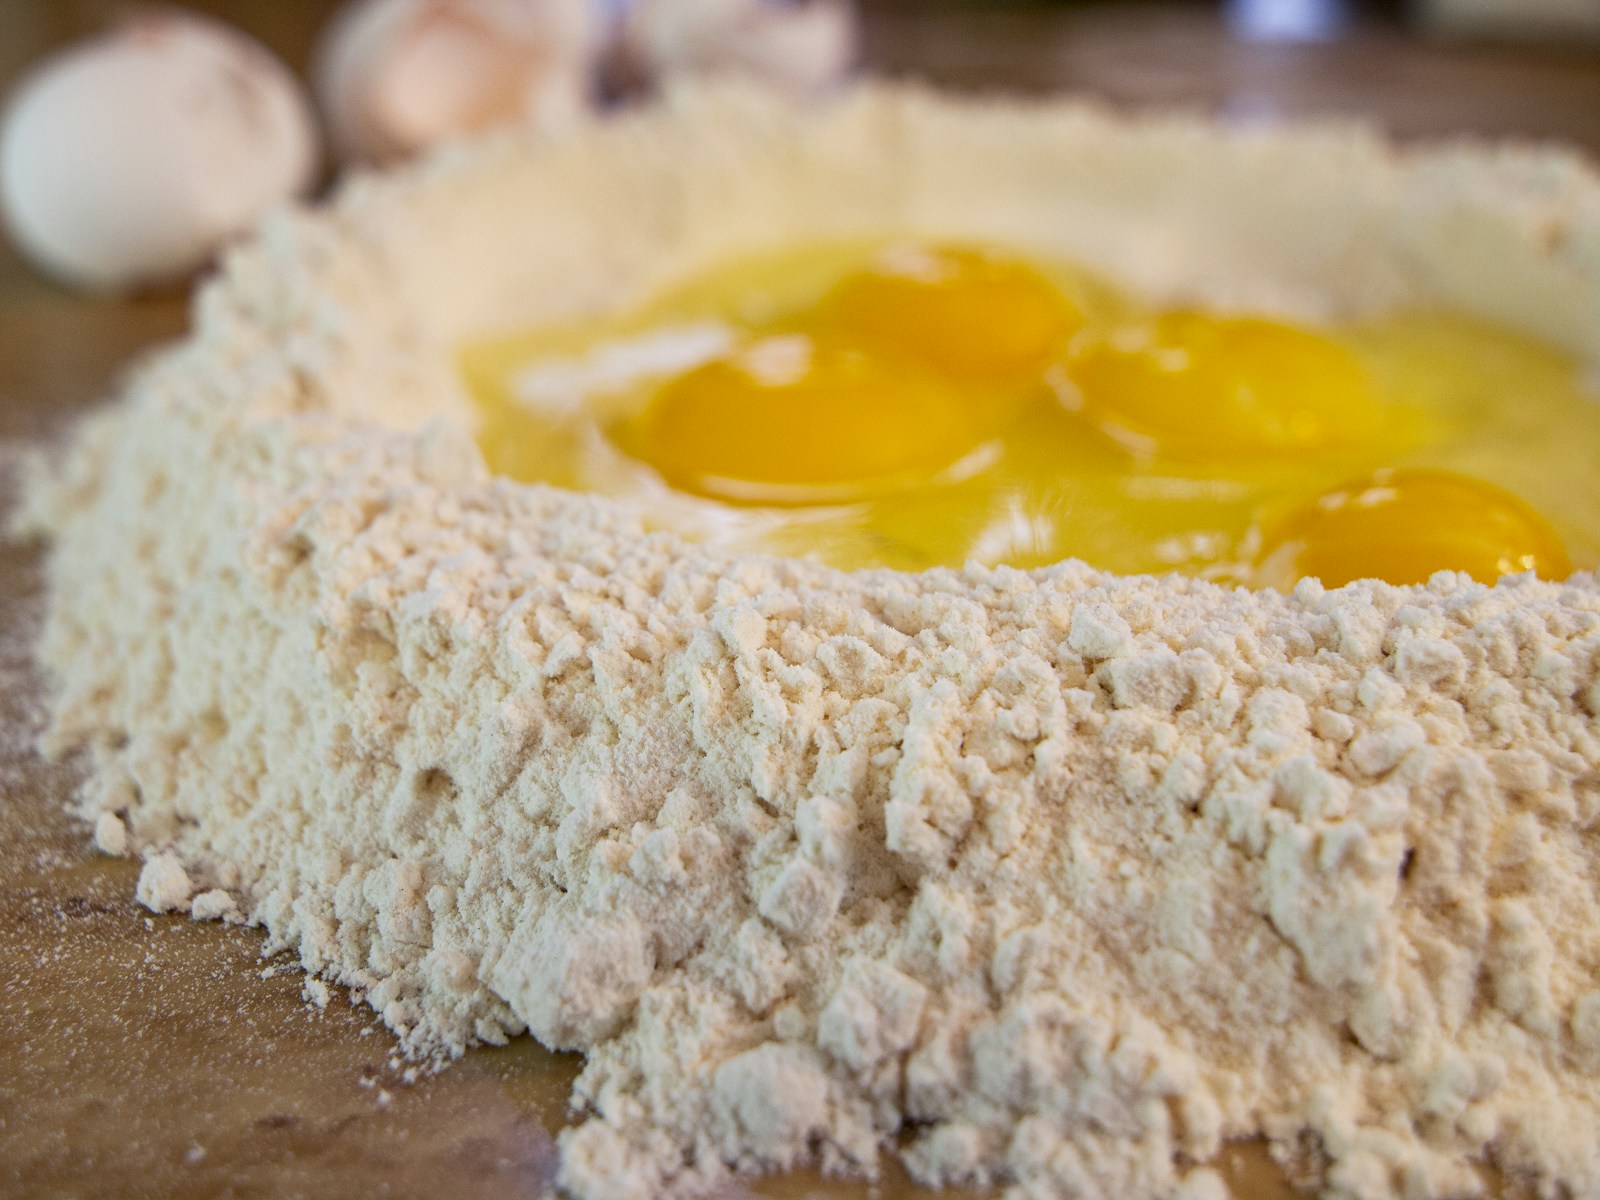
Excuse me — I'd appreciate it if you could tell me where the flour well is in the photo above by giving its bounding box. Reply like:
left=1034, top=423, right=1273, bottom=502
left=18, top=86, right=1600, bottom=1199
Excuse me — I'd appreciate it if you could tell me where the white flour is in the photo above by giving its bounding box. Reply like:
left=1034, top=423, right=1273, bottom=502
left=17, top=86, right=1600, bottom=1199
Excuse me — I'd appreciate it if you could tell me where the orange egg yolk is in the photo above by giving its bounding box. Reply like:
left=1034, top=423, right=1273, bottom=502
left=466, top=242, right=1593, bottom=587
left=1256, top=468, right=1571, bottom=590
left=1064, top=311, right=1386, bottom=459
left=823, top=244, right=1085, bottom=386
left=622, top=332, right=985, bottom=505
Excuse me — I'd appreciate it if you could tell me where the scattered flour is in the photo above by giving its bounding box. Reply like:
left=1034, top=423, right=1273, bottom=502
left=15, top=86, right=1600, bottom=1199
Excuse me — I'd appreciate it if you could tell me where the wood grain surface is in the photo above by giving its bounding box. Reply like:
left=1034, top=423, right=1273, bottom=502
left=1, top=4, right=1595, bottom=1198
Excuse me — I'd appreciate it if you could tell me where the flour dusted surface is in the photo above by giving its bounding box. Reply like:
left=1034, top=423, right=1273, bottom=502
left=20, top=86, right=1600, bottom=1199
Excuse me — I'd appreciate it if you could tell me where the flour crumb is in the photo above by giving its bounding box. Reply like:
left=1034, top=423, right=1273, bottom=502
left=135, top=852, right=194, bottom=914
left=189, top=889, right=239, bottom=922
left=1067, top=601, right=1132, bottom=659
left=92, top=811, right=128, bottom=856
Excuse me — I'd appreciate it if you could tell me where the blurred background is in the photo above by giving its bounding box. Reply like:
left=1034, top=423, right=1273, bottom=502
left=0, top=0, right=1596, bottom=302
left=0, top=0, right=1591, bottom=425
left=0, top=0, right=1586, bottom=406
left=1, top=6, right=1597, bottom=151
left=6, top=4, right=1600, bottom=122
left=0, top=1, right=1594, bottom=293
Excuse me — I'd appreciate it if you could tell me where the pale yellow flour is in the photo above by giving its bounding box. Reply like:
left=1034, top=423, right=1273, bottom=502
left=17, top=86, right=1600, bottom=1200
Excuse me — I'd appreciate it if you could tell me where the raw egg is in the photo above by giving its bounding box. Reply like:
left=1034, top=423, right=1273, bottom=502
left=616, top=332, right=985, bottom=505
left=461, top=240, right=1597, bottom=587
left=823, top=243, right=1084, bottom=387
left=1255, top=468, right=1571, bottom=590
left=1061, top=311, right=1386, bottom=459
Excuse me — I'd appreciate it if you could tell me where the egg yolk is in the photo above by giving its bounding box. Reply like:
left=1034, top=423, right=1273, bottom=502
left=1255, top=468, right=1571, bottom=590
left=466, top=241, right=1600, bottom=587
left=824, top=244, right=1084, bottom=386
left=621, top=332, right=985, bottom=505
left=1064, top=312, right=1386, bottom=459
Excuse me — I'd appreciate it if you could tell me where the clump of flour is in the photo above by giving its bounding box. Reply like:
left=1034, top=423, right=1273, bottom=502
left=17, top=86, right=1600, bottom=1200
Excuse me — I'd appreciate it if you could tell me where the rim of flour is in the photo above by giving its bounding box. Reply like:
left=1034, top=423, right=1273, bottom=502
left=193, top=82, right=1600, bottom=566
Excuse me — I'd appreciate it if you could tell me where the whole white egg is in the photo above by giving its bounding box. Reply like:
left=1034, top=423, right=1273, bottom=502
left=0, top=10, right=320, bottom=292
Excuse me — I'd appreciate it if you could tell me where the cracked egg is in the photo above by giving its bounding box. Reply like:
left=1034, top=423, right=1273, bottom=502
left=464, top=239, right=1592, bottom=586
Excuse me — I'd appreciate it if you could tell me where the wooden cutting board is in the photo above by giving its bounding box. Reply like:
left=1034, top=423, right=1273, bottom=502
left=2, top=3, right=1595, bottom=1197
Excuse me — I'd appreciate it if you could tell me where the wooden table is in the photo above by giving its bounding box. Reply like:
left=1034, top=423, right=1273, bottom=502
left=2, top=4, right=1595, bottom=1197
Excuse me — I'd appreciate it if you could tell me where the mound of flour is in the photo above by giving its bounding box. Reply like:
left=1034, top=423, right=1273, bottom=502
left=18, top=86, right=1600, bottom=1199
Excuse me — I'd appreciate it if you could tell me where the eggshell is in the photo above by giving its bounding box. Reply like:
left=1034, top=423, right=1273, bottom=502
left=0, top=10, right=319, bottom=292
left=316, top=0, right=600, bottom=166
